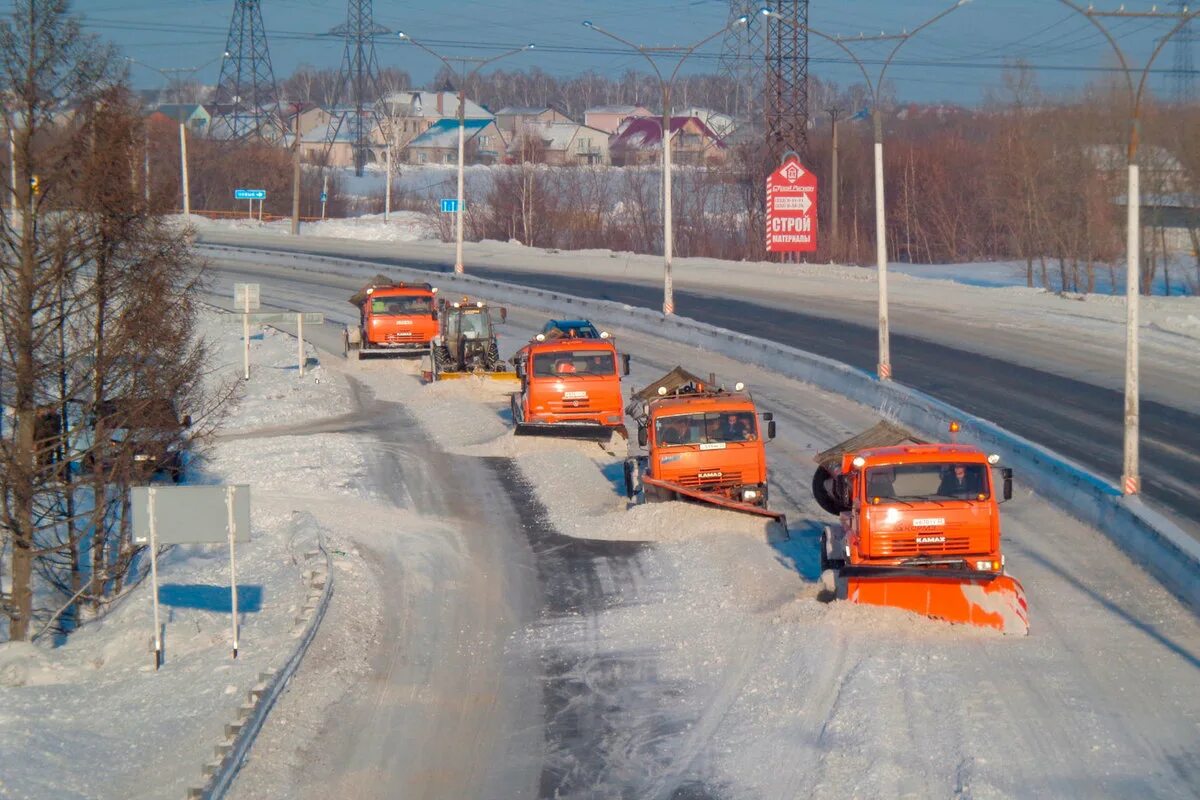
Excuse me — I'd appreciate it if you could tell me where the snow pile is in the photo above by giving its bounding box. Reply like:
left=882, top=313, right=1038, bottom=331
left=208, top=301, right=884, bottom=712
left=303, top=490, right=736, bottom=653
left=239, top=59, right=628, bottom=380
left=0, top=313, right=365, bottom=800
left=183, top=210, right=437, bottom=243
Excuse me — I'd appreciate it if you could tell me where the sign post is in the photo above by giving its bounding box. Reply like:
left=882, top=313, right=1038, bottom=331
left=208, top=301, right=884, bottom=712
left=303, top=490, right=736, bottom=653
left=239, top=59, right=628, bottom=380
left=297, top=312, right=305, bottom=377
left=766, top=155, right=819, bottom=255
left=222, top=311, right=325, bottom=376
left=234, top=283, right=261, bottom=380
left=133, top=484, right=252, bottom=668
left=234, top=188, right=267, bottom=222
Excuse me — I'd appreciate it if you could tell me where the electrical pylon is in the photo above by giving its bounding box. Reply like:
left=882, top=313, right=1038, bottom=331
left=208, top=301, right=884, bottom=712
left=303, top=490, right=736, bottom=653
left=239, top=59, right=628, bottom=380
left=325, top=0, right=389, bottom=176
left=764, top=0, right=810, bottom=161
left=212, top=0, right=283, bottom=142
left=719, top=1, right=767, bottom=126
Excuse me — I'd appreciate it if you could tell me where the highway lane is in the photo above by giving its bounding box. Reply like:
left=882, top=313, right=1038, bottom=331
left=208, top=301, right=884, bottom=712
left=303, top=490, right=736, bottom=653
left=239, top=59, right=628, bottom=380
left=199, top=240, right=1200, bottom=539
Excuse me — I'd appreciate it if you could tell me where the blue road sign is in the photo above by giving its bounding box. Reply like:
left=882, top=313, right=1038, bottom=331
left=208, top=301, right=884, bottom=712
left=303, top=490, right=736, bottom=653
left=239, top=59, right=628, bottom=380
left=440, top=198, right=464, bottom=213
left=234, top=188, right=267, bottom=201
left=320, top=192, right=328, bottom=202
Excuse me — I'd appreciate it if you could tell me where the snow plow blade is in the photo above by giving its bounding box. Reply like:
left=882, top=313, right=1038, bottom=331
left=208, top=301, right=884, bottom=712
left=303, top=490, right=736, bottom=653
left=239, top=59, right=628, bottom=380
left=642, top=475, right=787, bottom=526
left=435, top=370, right=520, bottom=382
left=840, top=569, right=1028, bottom=635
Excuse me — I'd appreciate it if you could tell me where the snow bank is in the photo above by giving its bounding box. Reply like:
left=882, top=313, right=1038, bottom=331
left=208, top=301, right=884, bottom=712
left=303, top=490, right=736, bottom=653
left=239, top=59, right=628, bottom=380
left=0, top=312, right=362, bottom=799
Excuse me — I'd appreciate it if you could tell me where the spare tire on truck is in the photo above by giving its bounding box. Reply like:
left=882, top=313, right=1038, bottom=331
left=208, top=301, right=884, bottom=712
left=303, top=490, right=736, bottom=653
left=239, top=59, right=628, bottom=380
left=812, top=464, right=844, bottom=516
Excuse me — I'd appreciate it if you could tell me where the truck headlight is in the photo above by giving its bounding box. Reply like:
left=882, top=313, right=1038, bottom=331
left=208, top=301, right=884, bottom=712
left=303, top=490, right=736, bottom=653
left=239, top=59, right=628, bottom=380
left=741, top=489, right=759, bottom=501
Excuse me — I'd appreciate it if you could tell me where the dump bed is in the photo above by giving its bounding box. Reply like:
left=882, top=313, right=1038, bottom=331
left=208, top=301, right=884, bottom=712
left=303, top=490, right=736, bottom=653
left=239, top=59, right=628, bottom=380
left=625, top=366, right=709, bottom=419
left=813, top=421, right=925, bottom=471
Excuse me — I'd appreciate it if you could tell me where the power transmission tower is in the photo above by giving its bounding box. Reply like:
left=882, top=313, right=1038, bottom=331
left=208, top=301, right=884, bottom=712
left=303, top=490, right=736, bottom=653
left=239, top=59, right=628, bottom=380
left=719, top=1, right=767, bottom=126
left=765, top=0, right=810, bottom=162
left=326, top=0, right=389, bottom=176
left=1170, top=0, right=1197, bottom=103
left=212, top=0, right=283, bottom=142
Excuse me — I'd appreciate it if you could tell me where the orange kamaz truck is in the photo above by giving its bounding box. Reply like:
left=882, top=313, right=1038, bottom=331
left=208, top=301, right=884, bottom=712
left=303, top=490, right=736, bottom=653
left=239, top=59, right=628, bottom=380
left=623, top=368, right=784, bottom=525
left=344, top=276, right=439, bottom=359
left=813, top=421, right=1029, bottom=634
left=510, top=327, right=629, bottom=439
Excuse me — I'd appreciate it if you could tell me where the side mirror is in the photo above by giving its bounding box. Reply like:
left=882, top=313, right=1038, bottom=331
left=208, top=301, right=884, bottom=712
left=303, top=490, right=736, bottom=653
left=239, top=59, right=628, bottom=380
left=766, top=420, right=776, bottom=440
left=500, top=307, right=508, bottom=323
left=621, top=354, right=631, bottom=377
left=1002, top=467, right=1013, bottom=502
left=761, top=412, right=774, bottom=422
left=637, top=426, right=648, bottom=448
left=835, top=475, right=853, bottom=509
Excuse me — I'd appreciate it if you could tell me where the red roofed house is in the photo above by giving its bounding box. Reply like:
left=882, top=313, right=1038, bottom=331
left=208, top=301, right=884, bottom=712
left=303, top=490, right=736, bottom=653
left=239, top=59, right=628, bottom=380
left=607, top=116, right=726, bottom=167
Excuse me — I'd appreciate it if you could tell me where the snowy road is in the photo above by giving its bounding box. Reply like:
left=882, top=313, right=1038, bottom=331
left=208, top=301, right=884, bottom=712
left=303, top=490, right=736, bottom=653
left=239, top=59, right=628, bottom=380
left=194, top=230, right=1200, bottom=541
left=207, top=254, right=1200, bottom=800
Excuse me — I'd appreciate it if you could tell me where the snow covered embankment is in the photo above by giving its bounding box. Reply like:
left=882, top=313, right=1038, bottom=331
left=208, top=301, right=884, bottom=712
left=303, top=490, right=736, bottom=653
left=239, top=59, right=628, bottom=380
left=0, top=318, right=361, bottom=800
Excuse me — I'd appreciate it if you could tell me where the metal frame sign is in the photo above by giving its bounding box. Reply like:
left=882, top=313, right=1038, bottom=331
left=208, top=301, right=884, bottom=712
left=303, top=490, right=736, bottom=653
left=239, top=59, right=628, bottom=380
left=234, top=283, right=261, bottom=311
left=131, top=484, right=251, bottom=668
left=766, top=158, right=819, bottom=253
left=440, top=198, right=463, bottom=213
left=234, top=188, right=267, bottom=200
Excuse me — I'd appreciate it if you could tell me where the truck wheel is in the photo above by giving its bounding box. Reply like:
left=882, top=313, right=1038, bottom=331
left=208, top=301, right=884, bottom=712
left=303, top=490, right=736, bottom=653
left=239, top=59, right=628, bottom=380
left=812, top=465, right=843, bottom=516
left=486, top=340, right=501, bottom=369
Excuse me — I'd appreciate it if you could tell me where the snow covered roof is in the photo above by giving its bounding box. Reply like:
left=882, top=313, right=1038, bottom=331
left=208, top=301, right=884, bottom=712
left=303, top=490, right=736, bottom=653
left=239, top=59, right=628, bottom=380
left=586, top=104, right=648, bottom=115
left=381, top=90, right=491, bottom=120
left=496, top=106, right=551, bottom=116
left=408, top=118, right=494, bottom=149
left=610, top=116, right=725, bottom=151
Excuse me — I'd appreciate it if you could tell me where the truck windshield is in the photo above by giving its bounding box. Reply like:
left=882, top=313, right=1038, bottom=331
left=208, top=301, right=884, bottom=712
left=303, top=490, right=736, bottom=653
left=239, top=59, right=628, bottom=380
left=864, top=462, right=990, bottom=502
left=532, top=350, right=615, bottom=377
left=655, top=411, right=758, bottom=446
left=371, top=296, right=431, bottom=315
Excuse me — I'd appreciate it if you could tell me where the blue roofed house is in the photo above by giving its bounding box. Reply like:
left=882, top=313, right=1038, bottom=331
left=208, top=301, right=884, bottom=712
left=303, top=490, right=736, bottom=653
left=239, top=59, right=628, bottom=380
left=405, top=118, right=506, bottom=165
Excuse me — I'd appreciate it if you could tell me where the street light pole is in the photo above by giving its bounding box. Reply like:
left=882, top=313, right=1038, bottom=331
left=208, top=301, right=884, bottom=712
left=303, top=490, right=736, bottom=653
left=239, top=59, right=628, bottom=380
left=1054, top=1, right=1199, bottom=496
left=583, top=16, right=748, bottom=316
left=398, top=33, right=532, bottom=274
left=762, top=2, right=969, bottom=380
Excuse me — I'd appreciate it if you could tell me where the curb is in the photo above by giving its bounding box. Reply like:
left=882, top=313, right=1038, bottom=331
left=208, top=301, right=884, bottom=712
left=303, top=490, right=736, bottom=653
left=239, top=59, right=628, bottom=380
left=199, top=244, right=1200, bottom=614
left=186, top=512, right=334, bottom=800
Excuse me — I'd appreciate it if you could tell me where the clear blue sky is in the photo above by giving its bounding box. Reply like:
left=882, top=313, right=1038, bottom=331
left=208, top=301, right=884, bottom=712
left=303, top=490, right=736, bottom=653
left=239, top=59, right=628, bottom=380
left=55, top=0, right=1193, bottom=104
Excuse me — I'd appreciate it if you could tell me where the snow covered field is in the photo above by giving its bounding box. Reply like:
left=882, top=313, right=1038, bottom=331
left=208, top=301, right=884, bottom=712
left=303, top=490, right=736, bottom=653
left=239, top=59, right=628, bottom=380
left=199, top=269, right=1200, bottom=800
left=0, top=315, right=365, bottom=799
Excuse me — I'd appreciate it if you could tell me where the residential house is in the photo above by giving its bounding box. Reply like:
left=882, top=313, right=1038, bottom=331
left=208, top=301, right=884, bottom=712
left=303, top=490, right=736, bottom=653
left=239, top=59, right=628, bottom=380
left=583, top=104, right=652, bottom=135
left=508, top=122, right=610, bottom=166
left=298, top=113, right=367, bottom=168
left=406, top=118, right=506, bottom=165
left=678, top=107, right=736, bottom=140
left=608, top=116, right=726, bottom=167
left=378, top=90, right=492, bottom=154
left=154, top=103, right=211, bottom=133
left=283, top=103, right=333, bottom=139
left=494, top=106, right=572, bottom=137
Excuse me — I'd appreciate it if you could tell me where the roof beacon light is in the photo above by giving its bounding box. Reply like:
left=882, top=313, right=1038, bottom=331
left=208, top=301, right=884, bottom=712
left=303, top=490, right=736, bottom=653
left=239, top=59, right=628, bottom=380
left=476, top=301, right=484, bottom=308
left=657, top=386, right=668, bottom=396
left=600, top=330, right=611, bottom=339
left=987, top=453, right=1001, bottom=465
left=734, top=381, right=745, bottom=392
left=535, top=333, right=546, bottom=341
left=852, top=456, right=866, bottom=468
left=366, top=287, right=374, bottom=295
left=452, top=302, right=461, bottom=309
left=431, top=287, right=439, bottom=294
left=949, top=421, right=961, bottom=433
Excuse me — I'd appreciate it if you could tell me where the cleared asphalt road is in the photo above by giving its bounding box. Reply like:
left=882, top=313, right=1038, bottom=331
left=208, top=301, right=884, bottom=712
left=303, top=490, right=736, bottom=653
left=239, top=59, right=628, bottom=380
left=197, top=237, right=1200, bottom=538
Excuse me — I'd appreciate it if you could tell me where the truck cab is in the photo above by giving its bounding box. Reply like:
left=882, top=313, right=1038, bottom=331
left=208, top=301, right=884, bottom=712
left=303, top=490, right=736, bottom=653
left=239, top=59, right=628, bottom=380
left=511, top=333, right=630, bottom=438
left=346, top=281, right=439, bottom=358
left=827, top=444, right=1013, bottom=574
left=640, top=392, right=774, bottom=506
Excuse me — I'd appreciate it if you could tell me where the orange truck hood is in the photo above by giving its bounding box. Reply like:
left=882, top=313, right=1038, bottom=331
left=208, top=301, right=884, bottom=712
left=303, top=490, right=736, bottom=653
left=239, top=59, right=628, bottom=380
left=652, top=441, right=766, bottom=485
left=860, top=500, right=999, bottom=559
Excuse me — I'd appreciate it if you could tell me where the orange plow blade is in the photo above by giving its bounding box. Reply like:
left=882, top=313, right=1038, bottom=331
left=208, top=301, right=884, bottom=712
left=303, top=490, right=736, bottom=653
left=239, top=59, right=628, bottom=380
left=843, top=570, right=1029, bottom=635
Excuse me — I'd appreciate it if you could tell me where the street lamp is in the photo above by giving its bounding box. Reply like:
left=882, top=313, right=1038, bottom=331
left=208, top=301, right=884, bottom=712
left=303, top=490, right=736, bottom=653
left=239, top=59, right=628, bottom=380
left=583, top=16, right=749, bottom=316
left=761, top=2, right=969, bottom=380
left=398, top=32, right=533, bottom=274
left=127, top=52, right=230, bottom=219
left=1053, top=1, right=1200, bottom=496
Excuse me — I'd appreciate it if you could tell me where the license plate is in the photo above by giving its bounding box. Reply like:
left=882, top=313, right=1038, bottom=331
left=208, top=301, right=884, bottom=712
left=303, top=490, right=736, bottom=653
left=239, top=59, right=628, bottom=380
left=563, top=391, right=588, bottom=400
left=912, top=518, right=945, bottom=527
left=699, top=442, right=727, bottom=451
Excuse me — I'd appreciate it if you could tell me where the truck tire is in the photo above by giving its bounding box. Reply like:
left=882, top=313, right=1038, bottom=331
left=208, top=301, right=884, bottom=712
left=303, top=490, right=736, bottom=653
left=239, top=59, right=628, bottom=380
left=433, top=344, right=453, bottom=372
left=812, top=465, right=843, bottom=516
left=486, top=340, right=502, bottom=370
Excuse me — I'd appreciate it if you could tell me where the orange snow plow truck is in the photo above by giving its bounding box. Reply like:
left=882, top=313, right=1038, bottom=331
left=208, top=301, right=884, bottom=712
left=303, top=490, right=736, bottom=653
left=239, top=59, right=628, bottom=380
left=510, top=326, right=629, bottom=439
left=344, top=275, right=438, bottom=359
left=623, top=367, right=785, bottom=526
left=813, top=421, right=1029, bottom=635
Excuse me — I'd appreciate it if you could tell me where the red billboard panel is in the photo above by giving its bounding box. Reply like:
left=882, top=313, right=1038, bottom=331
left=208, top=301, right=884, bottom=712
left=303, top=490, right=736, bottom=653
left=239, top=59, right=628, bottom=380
left=766, top=158, right=818, bottom=253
